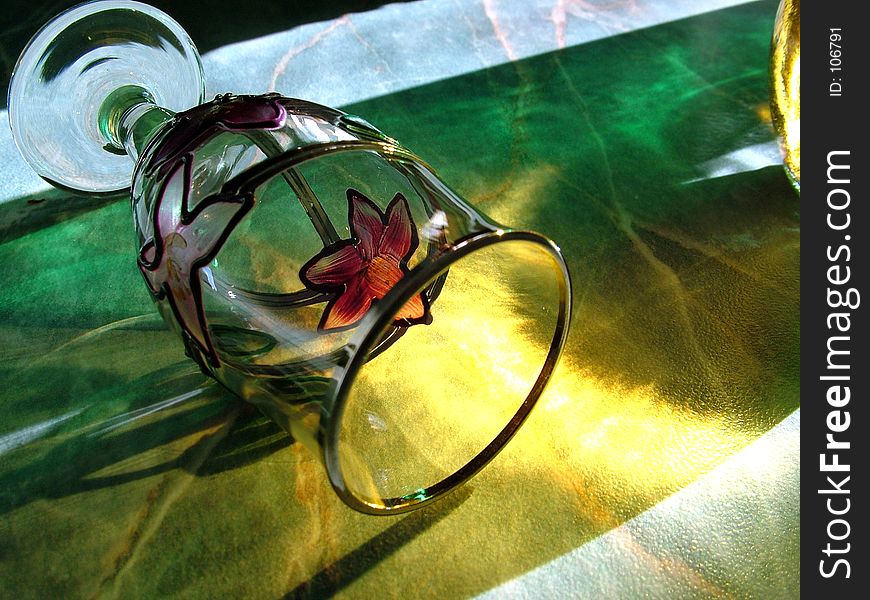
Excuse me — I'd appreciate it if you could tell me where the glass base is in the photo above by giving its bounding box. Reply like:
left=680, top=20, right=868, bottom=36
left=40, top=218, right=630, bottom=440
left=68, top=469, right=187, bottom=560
left=7, top=0, right=205, bottom=194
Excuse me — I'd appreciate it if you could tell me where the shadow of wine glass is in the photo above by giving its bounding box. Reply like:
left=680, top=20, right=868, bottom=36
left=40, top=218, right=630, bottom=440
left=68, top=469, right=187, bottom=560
left=0, top=335, right=295, bottom=517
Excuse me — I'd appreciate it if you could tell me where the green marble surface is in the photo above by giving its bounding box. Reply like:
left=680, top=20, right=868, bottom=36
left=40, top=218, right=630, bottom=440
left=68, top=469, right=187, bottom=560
left=0, top=1, right=798, bottom=597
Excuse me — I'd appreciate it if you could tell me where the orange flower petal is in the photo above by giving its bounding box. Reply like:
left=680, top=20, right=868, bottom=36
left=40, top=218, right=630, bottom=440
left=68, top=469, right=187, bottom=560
left=322, top=279, right=373, bottom=330
left=349, top=189, right=384, bottom=261
left=365, top=256, right=404, bottom=299
left=394, top=293, right=426, bottom=322
left=304, top=243, right=364, bottom=286
left=380, top=193, right=414, bottom=261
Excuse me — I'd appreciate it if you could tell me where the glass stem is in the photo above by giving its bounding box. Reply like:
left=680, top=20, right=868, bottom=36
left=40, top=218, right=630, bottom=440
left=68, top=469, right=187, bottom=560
left=98, top=85, right=175, bottom=163
left=243, top=131, right=340, bottom=246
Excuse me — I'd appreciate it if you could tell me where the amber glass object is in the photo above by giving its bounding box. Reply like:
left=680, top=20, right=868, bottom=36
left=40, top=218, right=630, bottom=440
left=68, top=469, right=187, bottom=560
left=769, top=0, right=800, bottom=190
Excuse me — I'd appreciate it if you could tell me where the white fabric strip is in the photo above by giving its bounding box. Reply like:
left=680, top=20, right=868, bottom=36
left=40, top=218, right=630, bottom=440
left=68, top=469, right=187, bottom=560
left=3, top=0, right=756, bottom=203
left=476, top=409, right=799, bottom=598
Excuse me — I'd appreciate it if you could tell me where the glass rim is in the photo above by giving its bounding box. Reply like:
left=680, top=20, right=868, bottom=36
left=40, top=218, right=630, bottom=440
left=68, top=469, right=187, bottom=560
left=321, top=228, right=572, bottom=515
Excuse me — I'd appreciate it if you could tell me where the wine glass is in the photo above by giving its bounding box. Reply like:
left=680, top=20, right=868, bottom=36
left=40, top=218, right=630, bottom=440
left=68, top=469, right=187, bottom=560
left=8, top=0, right=572, bottom=514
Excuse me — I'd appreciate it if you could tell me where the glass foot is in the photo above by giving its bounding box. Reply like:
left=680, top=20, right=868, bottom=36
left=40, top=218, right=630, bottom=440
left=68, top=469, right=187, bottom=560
left=7, top=0, right=205, bottom=194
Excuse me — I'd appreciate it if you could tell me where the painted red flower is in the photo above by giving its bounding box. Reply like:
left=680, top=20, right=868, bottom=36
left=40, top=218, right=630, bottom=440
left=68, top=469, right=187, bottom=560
left=300, top=189, right=431, bottom=331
